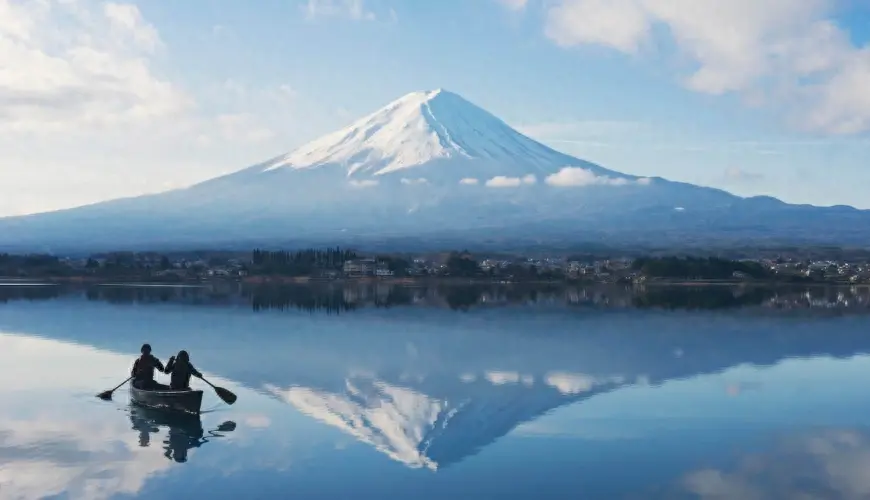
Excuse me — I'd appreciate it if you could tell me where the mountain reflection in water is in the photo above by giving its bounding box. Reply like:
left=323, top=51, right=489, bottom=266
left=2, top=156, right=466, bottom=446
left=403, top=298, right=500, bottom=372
left=2, top=283, right=870, bottom=499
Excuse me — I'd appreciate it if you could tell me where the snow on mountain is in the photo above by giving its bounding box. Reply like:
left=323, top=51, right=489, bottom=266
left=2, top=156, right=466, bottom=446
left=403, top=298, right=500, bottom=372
left=189, top=88, right=638, bottom=196
left=0, top=88, right=868, bottom=251
left=249, top=88, right=615, bottom=182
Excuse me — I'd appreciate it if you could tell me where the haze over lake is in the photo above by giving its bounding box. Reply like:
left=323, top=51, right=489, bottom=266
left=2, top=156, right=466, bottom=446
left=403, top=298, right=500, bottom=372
left=2, top=283, right=870, bottom=499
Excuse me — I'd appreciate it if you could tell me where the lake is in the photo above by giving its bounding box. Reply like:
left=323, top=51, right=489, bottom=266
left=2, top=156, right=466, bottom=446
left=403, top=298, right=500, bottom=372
left=2, top=283, right=870, bottom=499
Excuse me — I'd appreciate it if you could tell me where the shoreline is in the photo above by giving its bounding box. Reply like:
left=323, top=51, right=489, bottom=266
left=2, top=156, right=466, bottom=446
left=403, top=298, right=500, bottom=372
left=0, top=275, right=863, bottom=288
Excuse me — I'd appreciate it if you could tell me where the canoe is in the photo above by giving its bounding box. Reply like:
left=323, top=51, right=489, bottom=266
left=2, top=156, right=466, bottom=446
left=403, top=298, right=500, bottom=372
left=130, top=385, right=204, bottom=415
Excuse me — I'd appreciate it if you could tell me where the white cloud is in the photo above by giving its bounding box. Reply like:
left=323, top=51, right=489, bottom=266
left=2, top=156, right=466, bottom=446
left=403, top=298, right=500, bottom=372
left=805, top=49, right=870, bottom=134
left=545, top=0, right=650, bottom=53
left=485, top=371, right=521, bottom=385
left=680, top=430, right=870, bottom=499
left=545, top=372, right=625, bottom=394
left=536, top=0, right=870, bottom=134
left=0, top=1, right=333, bottom=217
left=496, top=0, right=528, bottom=11
left=485, top=174, right=537, bottom=187
left=0, top=75, right=305, bottom=216
left=103, top=2, right=161, bottom=52
left=545, top=167, right=650, bottom=187
left=349, top=179, right=379, bottom=188
left=486, top=176, right=522, bottom=188
left=400, top=177, right=428, bottom=185
left=0, top=0, right=190, bottom=134
left=305, top=0, right=376, bottom=21
left=459, top=178, right=480, bottom=185
left=545, top=372, right=596, bottom=394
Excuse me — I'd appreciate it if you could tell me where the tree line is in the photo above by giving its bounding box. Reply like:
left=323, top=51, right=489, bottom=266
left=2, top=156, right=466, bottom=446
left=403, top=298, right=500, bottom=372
left=631, top=256, right=771, bottom=280
left=250, top=247, right=358, bottom=276
left=0, top=253, right=71, bottom=277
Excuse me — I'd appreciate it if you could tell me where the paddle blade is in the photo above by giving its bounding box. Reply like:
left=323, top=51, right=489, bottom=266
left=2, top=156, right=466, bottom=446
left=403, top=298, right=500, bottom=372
left=217, top=421, right=237, bottom=432
left=97, top=376, right=132, bottom=400
left=214, top=386, right=237, bottom=405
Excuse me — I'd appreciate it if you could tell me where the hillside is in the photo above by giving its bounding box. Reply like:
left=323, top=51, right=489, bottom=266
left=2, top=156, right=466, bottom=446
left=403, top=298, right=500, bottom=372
left=0, top=89, right=867, bottom=252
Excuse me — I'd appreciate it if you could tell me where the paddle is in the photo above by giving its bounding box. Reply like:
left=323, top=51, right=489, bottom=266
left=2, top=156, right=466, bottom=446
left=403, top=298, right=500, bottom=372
left=198, top=375, right=237, bottom=405
left=97, top=375, right=133, bottom=400
left=216, top=421, right=237, bottom=433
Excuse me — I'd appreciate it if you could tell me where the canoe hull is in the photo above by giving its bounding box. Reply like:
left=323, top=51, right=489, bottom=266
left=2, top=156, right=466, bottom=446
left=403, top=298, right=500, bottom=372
left=130, top=386, right=204, bottom=415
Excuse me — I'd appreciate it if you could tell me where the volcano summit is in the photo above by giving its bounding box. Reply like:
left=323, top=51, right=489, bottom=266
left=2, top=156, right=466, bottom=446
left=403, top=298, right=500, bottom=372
left=1, top=89, right=868, bottom=252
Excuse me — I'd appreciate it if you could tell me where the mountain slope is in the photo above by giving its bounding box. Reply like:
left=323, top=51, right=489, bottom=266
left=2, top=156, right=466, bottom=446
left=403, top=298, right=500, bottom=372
left=0, top=89, right=867, bottom=252
left=260, top=88, right=603, bottom=177
left=196, top=88, right=621, bottom=189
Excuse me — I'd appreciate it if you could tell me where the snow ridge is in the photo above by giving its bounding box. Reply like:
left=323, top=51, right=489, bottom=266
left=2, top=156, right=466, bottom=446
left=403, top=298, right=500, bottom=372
left=259, top=89, right=580, bottom=179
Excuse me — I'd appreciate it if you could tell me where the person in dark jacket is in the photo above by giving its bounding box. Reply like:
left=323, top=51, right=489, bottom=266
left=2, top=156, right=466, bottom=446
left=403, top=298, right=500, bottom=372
left=131, top=343, right=168, bottom=390
left=164, top=350, right=202, bottom=390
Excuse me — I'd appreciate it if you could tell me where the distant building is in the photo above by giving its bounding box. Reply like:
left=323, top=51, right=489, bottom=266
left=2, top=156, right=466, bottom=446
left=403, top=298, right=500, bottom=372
left=344, top=258, right=376, bottom=277
left=375, top=267, right=394, bottom=277
left=567, top=261, right=582, bottom=276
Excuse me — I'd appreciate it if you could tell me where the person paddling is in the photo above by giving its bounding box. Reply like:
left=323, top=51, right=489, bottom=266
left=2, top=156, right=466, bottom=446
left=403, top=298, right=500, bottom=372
left=131, top=343, right=167, bottom=390
left=164, top=350, right=202, bottom=391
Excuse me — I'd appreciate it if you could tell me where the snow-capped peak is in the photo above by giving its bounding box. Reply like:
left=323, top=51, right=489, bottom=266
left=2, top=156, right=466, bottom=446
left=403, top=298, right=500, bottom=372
left=263, top=372, right=628, bottom=470
left=259, top=89, right=578, bottom=178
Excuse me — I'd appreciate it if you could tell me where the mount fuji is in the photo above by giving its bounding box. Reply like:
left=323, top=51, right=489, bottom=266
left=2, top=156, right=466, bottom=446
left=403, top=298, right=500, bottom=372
left=1, top=88, right=868, bottom=252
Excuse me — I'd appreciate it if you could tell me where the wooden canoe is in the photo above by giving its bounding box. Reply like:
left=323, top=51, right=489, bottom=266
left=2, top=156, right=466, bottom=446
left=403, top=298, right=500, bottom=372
left=130, top=385, right=204, bottom=415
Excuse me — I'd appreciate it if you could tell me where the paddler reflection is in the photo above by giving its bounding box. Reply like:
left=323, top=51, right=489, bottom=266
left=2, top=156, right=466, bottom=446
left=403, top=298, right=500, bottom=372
left=129, top=404, right=236, bottom=463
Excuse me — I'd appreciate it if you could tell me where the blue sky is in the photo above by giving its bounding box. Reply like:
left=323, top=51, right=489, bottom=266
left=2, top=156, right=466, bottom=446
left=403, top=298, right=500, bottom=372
left=2, top=0, right=869, bottom=215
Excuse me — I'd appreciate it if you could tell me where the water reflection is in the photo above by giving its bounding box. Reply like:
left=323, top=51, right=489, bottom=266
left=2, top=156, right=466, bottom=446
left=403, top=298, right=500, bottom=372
left=3, top=286, right=870, bottom=498
left=0, top=283, right=62, bottom=303
left=631, top=286, right=776, bottom=310
left=4, top=287, right=870, bottom=474
left=128, top=405, right=237, bottom=463
left=0, top=282, right=868, bottom=313
left=671, top=428, right=870, bottom=499
left=266, top=371, right=626, bottom=470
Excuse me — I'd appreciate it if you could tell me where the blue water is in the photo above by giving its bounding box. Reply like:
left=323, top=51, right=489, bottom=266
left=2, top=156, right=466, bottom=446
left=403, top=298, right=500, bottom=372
left=1, top=284, right=870, bottom=499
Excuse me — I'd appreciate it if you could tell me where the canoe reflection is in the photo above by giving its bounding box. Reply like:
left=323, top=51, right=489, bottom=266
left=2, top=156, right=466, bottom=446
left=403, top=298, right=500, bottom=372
left=128, top=404, right=236, bottom=463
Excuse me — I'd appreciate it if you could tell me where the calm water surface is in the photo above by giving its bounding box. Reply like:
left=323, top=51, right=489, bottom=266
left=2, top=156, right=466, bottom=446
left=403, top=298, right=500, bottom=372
left=2, top=284, right=870, bottom=499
